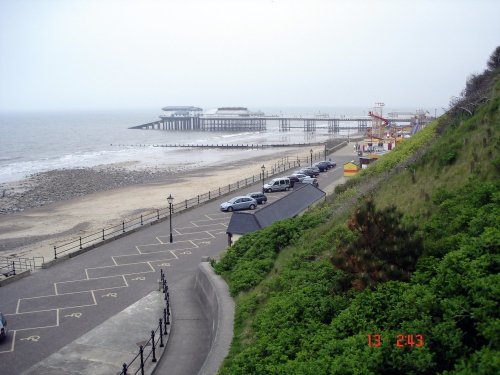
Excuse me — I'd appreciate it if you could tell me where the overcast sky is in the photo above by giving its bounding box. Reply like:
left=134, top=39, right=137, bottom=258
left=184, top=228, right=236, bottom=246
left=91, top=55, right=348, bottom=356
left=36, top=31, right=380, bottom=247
left=1, top=0, right=499, bottom=111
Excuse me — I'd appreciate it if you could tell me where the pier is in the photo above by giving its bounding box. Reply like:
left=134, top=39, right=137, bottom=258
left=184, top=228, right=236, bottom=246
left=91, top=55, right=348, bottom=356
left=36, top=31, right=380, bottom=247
left=129, top=106, right=419, bottom=133
left=129, top=116, right=411, bottom=133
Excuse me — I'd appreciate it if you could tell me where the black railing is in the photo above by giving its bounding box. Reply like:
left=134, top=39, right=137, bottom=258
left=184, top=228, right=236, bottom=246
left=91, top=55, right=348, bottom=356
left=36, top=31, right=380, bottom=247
left=52, top=142, right=346, bottom=259
left=0, top=256, right=45, bottom=275
left=120, top=269, right=171, bottom=375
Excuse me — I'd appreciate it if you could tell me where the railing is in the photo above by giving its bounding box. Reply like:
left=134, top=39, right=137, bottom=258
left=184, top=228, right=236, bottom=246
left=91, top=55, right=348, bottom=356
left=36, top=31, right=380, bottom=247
left=0, top=256, right=45, bottom=276
left=52, top=141, right=347, bottom=259
left=120, top=269, right=171, bottom=375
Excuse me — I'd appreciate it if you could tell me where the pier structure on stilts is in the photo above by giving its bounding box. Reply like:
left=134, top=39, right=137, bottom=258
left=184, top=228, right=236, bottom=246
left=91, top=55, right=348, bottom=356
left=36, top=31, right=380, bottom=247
left=129, top=105, right=420, bottom=133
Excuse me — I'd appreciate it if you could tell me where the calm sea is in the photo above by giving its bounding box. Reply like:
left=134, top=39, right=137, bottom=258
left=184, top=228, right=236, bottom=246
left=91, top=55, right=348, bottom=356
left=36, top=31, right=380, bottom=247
left=0, top=107, right=374, bottom=183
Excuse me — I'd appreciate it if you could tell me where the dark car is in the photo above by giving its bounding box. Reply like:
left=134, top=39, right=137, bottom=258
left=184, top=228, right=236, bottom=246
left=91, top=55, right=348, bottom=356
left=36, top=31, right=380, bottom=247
left=247, top=192, right=267, bottom=204
left=300, top=167, right=320, bottom=177
left=0, top=312, right=7, bottom=341
left=287, top=175, right=300, bottom=187
left=313, top=161, right=330, bottom=172
left=325, top=160, right=337, bottom=168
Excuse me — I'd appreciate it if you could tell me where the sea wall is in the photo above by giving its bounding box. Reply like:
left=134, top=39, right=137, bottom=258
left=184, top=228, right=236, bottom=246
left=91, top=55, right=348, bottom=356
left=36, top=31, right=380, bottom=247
left=194, top=261, right=235, bottom=375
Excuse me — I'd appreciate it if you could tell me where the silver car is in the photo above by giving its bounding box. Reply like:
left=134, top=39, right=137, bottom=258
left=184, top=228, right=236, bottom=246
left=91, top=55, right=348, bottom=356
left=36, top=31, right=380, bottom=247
left=220, top=196, right=258, bottom=212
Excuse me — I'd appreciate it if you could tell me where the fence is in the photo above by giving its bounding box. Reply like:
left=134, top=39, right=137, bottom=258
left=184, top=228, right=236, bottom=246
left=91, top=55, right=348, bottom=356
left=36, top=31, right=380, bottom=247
left=52, top=141, right=347, bottom=259
left=0, top=256, right=45, bottom=276
left=120, top=269, right=171, bottom=375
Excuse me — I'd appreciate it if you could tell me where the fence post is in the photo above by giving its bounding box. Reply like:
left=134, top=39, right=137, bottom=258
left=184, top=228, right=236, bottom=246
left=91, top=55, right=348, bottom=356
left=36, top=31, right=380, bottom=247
left=122, top=363, right=128, bottom=375
left=122, top=221, right=125, bottom=233
left=102, top=229, right=105, bottom=240
left=197, top=195, right=199, bottom=204
left=54, top=246, right=57, bottom=260
left=141, top=215, right=143, bottom=226
left=139, top=345, right=144, bottom=375
left=151, top=330, right=157, bottom=362
left=159, top=319, right=164, bottom=347
left=209, top=191, right=210, bottom=200
left=79, top=237, right=82, bottom=249
left=237, top=181, right=239, bottom=188
left=163, top=308, right=168, bottom=332
left=219, top=187, right=221, bottom=196
left=12, top=261, right=16, bottom=276
left=185, top=199, right=187, bottom=209
left=157, top=209, right=159, bottom=220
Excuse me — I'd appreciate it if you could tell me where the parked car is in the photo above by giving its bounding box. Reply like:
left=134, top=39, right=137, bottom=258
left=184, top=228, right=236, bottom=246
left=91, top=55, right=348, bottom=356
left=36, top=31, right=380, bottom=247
left=299, top=167, right=320, bottom=177
left=287, top=175, right=300, bottom=188
left=313, top=161, right=329, bottom=172
left=220, top=196, right=257, bottom=212
left=301, top=176, right=319, bottom=187
left=324, top=160, right=337, bottom=168
left=247, top=192, right=267, bottom=204
left=263, top=177, right=291, bottom=193
left=0, top=312, right=7, bottom=341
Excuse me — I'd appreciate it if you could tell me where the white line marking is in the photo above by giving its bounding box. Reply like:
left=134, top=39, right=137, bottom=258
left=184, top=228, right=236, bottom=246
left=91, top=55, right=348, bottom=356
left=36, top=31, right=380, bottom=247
left=0, top=331, right=15, bottom=353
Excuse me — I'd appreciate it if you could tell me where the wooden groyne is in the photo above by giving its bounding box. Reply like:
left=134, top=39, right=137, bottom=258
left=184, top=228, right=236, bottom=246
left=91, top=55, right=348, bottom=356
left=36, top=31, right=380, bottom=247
left=153, top=142, right=328, bottom=149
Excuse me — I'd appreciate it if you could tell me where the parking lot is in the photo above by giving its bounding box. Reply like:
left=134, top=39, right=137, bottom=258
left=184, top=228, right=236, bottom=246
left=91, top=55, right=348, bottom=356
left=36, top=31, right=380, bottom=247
left=0, top=150, right=355, bottom=374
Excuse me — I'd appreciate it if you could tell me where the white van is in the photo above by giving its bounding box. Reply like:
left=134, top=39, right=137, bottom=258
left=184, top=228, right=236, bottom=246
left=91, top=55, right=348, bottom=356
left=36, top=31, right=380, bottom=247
left=263, top=177, right=291, bottom=192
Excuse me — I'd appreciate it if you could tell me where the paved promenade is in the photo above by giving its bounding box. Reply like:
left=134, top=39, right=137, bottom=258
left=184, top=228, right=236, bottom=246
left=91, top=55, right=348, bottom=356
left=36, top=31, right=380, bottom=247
left=0, top=145, right=356, bottom=374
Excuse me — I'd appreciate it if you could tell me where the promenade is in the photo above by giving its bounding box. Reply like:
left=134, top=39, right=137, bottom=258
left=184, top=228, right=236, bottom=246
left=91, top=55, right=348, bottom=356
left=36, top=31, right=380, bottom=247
left=0, top=144, right=356, bottom=375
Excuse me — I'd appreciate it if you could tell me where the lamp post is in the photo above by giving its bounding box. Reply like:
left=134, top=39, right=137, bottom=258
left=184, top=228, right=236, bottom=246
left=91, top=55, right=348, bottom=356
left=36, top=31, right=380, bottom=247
left=310, top=149, right=313, bottom=167
left=167, top=194, right=174, bottom=243
left=261, top=164, right=265, bottom=192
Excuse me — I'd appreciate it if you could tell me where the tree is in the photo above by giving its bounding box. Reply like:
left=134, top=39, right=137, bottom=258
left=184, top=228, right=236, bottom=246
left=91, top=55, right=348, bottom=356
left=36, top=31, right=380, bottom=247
left=331, top=198, right=422, bottom=290
left=486, top=45, right=500, bottom=71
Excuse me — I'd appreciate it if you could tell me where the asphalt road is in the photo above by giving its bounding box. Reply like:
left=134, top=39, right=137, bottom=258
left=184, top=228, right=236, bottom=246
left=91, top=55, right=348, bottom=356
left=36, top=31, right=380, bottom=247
left=0, top=147, right=357, bottom=374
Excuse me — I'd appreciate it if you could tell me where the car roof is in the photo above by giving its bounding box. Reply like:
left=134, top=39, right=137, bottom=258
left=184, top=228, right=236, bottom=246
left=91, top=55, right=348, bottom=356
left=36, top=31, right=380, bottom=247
left=249, top=192, right=264, bottom=195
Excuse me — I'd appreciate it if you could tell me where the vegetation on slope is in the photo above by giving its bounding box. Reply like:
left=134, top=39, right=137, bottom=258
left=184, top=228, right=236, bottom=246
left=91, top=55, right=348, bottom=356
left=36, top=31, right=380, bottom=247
left=214, top=47, right=500, bottom=374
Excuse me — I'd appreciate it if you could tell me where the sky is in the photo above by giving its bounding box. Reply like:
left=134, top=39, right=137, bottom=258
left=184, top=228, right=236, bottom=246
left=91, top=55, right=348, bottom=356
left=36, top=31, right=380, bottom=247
left=1, top=0, right=499, bottom=112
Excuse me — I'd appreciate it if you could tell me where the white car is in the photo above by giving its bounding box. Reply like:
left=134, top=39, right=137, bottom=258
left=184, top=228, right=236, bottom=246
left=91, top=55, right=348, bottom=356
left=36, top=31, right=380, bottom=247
left=290, top=173, right=308, bottom=182
left=301, top=176, right=319, bottom=187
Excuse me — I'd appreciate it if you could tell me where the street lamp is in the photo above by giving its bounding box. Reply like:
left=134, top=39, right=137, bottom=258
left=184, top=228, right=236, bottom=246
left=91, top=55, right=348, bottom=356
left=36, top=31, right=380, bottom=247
left=167, top=194, right=174, bottom=243
left=310, top=149, right=313, bottom=167
left=261, top=164, right=266, bottom=191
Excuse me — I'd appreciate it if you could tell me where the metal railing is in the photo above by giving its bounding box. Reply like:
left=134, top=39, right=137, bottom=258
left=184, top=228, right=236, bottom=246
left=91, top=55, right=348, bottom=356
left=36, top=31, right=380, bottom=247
left=120, top=269, right=171, bottom=375
left=0, top=256, right=45, bottom=276
left=52, top=141, right=347, bottom=259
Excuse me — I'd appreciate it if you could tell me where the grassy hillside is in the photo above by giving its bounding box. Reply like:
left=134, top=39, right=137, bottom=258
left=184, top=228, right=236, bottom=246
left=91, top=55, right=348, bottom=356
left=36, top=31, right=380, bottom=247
left=214, top=60, right=499, bottom=374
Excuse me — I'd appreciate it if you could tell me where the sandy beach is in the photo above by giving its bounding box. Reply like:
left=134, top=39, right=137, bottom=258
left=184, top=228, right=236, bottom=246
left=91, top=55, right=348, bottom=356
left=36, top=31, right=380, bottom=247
left=0, top=145, right=334, bottom=262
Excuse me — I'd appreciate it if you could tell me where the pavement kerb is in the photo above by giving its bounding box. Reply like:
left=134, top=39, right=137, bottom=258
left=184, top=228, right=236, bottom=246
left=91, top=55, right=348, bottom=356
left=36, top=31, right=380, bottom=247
left=194, top=261, right=235, bottom=375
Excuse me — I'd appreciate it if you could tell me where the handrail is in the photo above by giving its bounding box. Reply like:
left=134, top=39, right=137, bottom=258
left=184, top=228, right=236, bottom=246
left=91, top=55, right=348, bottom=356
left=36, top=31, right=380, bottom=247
left=119, top=269, right=171, bottom=375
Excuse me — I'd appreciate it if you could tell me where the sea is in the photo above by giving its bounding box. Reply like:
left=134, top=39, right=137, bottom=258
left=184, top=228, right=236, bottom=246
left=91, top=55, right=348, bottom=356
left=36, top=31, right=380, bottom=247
left=0, top=106, right=396, bottom=184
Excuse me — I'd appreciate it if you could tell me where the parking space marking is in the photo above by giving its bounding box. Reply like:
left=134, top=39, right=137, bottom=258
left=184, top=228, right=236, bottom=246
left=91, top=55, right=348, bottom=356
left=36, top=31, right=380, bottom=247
left=0, top=331, right=16, bottom=353
left=55, top=275, right=128, bottom=295
left=17, top=292, right=96, bottom=314
left=136, top=240, right=197, bottom=254
left=4, top=310, right=59, bottom=331
left=190, top=217, right=229, bottom=227
left=113, top=250, right=178, bottom=266
left=86, top=262, right=155, bottom=279
left=175, top=223, right=227, bottom=234
left=204, top=213, right=227, bottom=220
left=5, top=309, right=59, bottom=331
left=157, top=231, right=215, bottom=243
